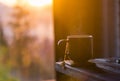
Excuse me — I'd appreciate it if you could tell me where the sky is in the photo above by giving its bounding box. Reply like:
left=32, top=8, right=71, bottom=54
left=0, top=0, right=16, bottom=6
left=0, top=0, right=52, bottom=7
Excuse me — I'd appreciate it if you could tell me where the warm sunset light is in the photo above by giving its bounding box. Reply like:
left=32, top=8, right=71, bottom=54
left=0, top=0, right=52, bottom=7
left=0, top=0, right=16, bottom=6
left=27, top=0, right=52, bottom=7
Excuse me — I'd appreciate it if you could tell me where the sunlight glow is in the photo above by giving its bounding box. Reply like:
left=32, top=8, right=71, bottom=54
left=0, top=0, right=52, bottom=7
left=0, top=0, right=16, bottom=6
left=27, top=0, right=52, bottom=7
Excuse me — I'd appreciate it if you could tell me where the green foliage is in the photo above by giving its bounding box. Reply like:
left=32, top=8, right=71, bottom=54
left=0, top=46, right=19, bottom=81
left=0, top=64, right=18, bottom=81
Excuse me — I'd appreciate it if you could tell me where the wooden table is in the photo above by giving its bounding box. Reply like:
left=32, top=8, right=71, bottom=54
left=55, top=62, right=120, bottom=81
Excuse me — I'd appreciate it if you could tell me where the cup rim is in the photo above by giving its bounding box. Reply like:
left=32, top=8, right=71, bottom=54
left=67, top=35, right=93, bottom=38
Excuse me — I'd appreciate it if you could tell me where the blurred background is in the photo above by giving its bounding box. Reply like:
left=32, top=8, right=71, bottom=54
left=1, top=0, right=120, bottom=81
left=0, top=0, right=55, bottom=81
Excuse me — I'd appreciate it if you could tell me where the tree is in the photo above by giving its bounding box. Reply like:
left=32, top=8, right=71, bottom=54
left=8, top=0, right=32, bottom=69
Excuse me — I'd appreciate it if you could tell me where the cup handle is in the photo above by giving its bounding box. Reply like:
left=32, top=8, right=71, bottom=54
left=57, top=39, right=67, bottom=46
left=57, top=39, right=75, bottom=67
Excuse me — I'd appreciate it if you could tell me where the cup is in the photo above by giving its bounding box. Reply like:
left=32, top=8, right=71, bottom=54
left=58, top=35, right=93, bottom=66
